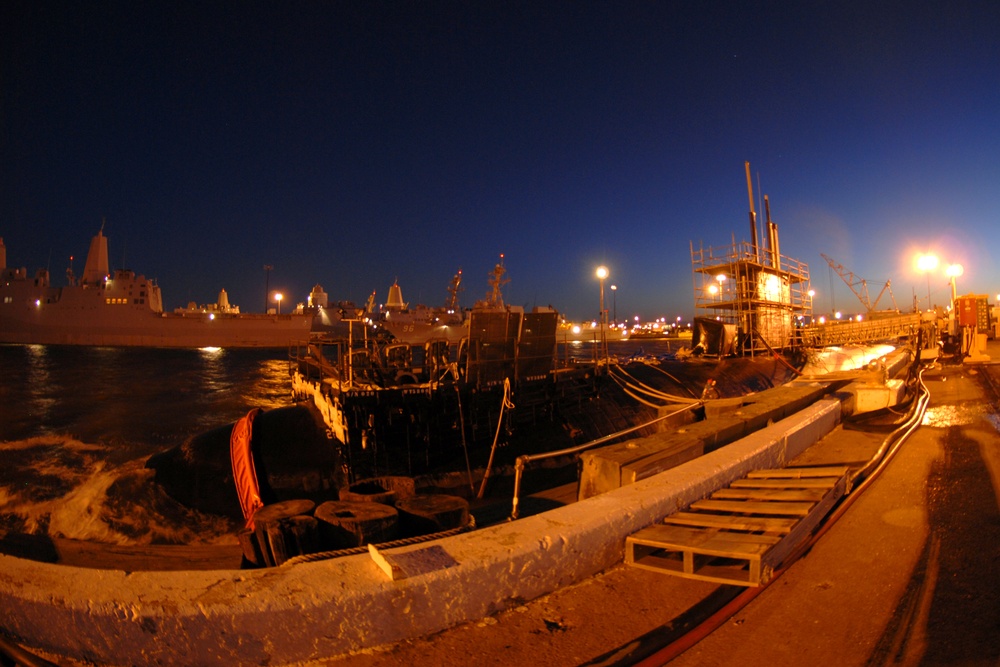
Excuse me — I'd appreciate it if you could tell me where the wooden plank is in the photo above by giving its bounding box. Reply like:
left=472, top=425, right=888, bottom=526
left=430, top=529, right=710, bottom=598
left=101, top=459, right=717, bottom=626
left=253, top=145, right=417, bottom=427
left=729, top=477, right=842, bottom=489
left=663, top=511, right=798, bottom=534
left=759, top=470, right=848, bottom=572
left=628, top=524, right=781, bottom=556
left=50, top=537, right=243, bottom=571
left=689, top=499, right=816, bottom=516
left=625, top=549, right=770, bottom=587
left=369, top=543, right=459, bottom=581
left=711, top=487, right=828, bottom=502
left=746, top=466, right=849, bottom=479
left=626, top=524, right=780, bottom=586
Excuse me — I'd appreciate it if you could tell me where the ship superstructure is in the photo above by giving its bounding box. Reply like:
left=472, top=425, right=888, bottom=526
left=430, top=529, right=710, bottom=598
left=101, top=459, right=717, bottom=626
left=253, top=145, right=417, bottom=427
left=0, top=228, right=311, bottom=348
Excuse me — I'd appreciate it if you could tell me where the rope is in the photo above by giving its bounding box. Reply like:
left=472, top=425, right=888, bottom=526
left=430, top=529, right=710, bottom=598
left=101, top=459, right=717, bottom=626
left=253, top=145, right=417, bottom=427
left=455, top=384, right=475, bottom=494
left=609, top=365, right=701, bottom=403
left=281, top=518, right=477, bottom=566
left=477, top=377, right=515, bottom=499
left=607, top=370, right=684, bottom=408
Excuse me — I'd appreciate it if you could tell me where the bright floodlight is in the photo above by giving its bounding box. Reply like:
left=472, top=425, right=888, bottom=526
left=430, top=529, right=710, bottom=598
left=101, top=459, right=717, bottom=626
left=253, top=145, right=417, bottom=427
left=946, top=264, right=964, bottom=278
left=596, top=266, right=609, bottom=280
left=917, top=253, right=939, bottom=273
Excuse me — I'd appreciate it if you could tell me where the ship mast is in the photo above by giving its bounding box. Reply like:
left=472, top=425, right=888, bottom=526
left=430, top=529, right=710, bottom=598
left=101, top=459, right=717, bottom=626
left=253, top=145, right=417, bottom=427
left=485, top=255, right=509, bottom=308
left=445, top=269, right=463, bottom=311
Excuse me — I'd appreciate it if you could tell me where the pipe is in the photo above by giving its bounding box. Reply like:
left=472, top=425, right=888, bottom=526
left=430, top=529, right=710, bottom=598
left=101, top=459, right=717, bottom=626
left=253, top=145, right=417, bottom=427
left=745, top=161, right=760, bottom=261
left=764, top=194, right=780, bottom=268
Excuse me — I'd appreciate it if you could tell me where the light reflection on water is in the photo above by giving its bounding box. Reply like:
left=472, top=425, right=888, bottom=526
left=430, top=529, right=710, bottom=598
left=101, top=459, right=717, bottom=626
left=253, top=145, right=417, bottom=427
left=1, top=344, right=293, bottom=449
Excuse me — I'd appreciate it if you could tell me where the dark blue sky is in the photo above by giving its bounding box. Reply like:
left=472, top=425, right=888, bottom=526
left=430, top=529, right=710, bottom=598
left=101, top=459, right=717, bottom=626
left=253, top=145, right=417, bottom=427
left=3, top=1, right=998, bottom=321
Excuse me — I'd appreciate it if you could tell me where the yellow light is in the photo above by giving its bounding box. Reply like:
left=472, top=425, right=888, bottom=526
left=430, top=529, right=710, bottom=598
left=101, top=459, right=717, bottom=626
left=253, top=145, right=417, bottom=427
left=916, top=253, right=939, bottom=273
left=595, top=266, right=609, bottom=280
left=945, top=264, right=964, bottom=278
left=708, top=284, right=718, bottom=295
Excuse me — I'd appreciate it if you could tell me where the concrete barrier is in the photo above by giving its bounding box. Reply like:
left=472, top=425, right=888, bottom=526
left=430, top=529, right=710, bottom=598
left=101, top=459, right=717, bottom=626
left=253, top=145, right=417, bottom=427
left=0, top=396, right=840, bottom=665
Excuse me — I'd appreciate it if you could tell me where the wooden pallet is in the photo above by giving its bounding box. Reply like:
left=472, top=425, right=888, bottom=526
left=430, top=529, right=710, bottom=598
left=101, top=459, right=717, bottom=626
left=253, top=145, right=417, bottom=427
left=625, top=465, right=850, bottom=587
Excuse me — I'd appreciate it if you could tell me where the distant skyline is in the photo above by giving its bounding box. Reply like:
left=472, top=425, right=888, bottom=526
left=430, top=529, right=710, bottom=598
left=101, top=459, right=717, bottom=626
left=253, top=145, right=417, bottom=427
left=3, top=1, right=998, bottom=321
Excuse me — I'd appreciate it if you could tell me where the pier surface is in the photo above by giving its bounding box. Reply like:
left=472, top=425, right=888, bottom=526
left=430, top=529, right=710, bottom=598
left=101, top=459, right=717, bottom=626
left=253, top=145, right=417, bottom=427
left=322, top=340, right=1000, bottom=667
left=2, top=341, right=999, bottom=666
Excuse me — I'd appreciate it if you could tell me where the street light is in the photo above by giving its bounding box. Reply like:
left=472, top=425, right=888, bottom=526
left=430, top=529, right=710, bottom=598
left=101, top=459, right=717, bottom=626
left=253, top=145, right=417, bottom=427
left=275, top=292, right=283, bottom=315
left=610, top=284, right=617, bottom=327
left=917, top=253, right=939, bottom=310
left=263, top=264, right=273, bottom=313
left=596, top=266, right=609, bottom=323
left=596, top=266, right=609, bottom=363
left=946, top=264, right=963, bottom=304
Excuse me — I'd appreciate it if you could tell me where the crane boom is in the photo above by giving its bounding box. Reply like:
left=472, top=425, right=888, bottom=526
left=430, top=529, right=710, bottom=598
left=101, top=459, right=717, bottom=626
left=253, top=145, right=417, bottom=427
left=821, top=253, right=898, bottom=314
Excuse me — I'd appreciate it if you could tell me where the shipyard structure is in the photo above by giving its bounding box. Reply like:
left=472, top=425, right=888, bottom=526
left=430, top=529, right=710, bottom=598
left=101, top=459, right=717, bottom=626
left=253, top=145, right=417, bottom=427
left=690, top=162, right=812, bottom=357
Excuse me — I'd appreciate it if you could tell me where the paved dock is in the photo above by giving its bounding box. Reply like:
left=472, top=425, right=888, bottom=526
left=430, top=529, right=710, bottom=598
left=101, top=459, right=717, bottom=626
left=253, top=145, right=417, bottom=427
left=320, top=341, right=1000, bottom=667
left=2, top=340, right=999, bottom=666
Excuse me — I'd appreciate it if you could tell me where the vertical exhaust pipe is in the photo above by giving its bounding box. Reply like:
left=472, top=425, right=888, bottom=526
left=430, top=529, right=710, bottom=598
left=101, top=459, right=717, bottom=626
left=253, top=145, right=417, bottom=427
left=765, top=194, right=780, bottom=268
left=745, top=161, right=760, bottom=261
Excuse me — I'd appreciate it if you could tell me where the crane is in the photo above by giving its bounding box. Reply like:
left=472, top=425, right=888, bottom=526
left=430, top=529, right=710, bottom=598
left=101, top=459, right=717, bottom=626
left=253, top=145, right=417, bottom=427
left=820, top=253, right=898, bottom=314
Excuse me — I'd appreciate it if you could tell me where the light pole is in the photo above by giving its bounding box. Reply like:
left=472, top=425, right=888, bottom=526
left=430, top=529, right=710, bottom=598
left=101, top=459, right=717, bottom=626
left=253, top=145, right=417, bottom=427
left=596, top=266, right=609, bottom=364
left=946, top=264, right=963, bottom=305
left=917, top=253, right=938, bottom=311
left=610, top=284, right=617, bottom=327
left=275, top=292, right=283, bottom=315
left=264, top=264, right=273, bottom=313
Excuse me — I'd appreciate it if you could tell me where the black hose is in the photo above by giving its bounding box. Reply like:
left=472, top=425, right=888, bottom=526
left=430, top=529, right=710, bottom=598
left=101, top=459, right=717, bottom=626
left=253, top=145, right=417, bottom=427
left=0, top=635, right=59, bottom=667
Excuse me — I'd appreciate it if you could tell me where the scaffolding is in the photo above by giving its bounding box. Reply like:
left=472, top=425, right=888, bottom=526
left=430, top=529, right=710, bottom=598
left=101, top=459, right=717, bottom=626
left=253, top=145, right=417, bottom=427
left=691, top=237, right=812, bottom=355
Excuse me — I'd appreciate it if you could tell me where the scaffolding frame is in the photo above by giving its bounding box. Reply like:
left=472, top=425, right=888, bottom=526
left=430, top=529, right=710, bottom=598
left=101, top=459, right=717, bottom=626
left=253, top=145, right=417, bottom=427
left=691, top=237, right=812, bottom=355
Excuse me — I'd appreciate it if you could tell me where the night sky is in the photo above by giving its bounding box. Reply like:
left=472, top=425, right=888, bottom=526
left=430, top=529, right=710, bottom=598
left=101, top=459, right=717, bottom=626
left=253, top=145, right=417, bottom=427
left=3, top=2, right=998, bottom=322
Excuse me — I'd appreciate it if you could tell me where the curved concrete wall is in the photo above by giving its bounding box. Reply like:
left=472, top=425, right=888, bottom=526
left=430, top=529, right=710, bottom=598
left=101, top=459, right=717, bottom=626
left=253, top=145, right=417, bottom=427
left=0, top=396, right=840, bottom=665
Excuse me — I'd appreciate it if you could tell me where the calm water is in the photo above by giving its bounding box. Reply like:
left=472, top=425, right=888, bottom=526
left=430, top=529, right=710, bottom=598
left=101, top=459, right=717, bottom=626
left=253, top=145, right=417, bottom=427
left=0, top=338, right=681, bottom=545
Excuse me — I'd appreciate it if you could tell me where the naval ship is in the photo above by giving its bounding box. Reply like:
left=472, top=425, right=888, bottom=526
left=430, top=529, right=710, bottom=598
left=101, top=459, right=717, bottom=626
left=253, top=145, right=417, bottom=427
left=372, top=269, right=468, bottom=345
left=0, top=228, right=312, bottom=348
